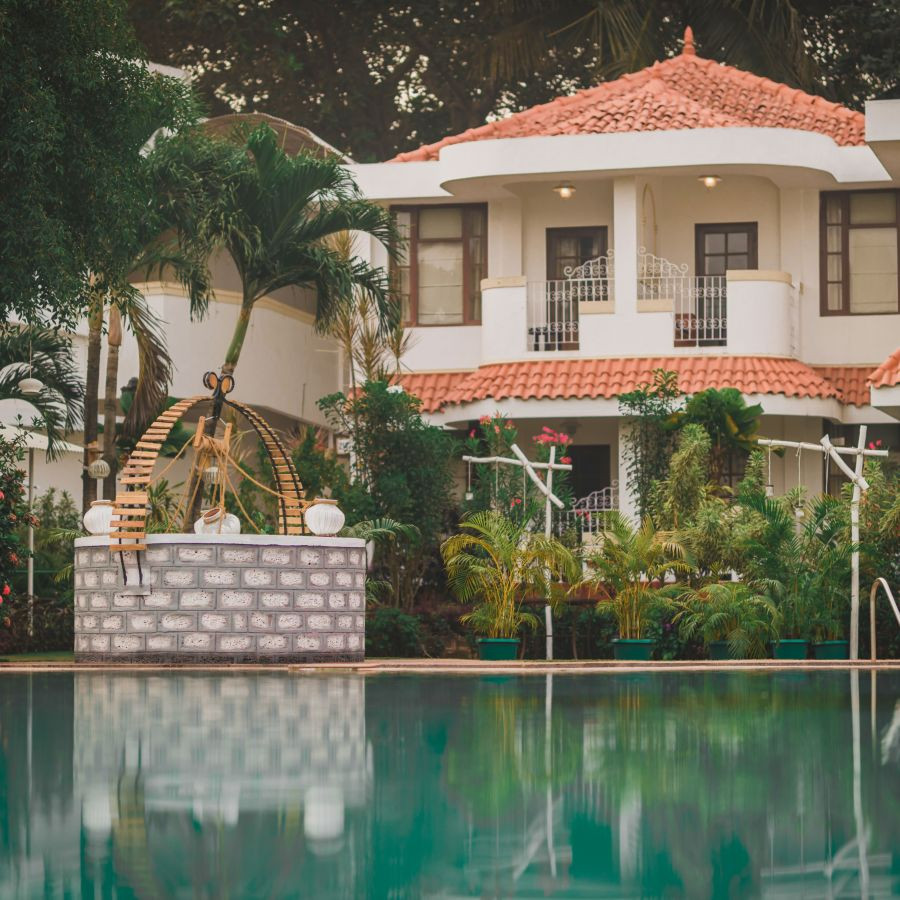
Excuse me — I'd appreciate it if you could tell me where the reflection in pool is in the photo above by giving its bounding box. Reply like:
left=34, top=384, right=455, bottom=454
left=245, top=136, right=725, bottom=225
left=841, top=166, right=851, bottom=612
left=0, top=671, right=898, bottom=897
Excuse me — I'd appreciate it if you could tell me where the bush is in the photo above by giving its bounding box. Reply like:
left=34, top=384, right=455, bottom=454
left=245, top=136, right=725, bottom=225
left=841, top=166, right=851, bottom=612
left=366, top=608, right=425, bottom=657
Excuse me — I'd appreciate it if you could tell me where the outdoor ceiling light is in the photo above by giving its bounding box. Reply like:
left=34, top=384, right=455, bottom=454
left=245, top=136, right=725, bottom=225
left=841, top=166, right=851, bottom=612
left=553, top=183, right=576, bottom=199
left=698, top=175, right=722, bottom=189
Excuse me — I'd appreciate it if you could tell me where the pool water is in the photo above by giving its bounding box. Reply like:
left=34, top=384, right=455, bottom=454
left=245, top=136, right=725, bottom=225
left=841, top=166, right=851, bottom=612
left=0, top=671, right=898, bottom=898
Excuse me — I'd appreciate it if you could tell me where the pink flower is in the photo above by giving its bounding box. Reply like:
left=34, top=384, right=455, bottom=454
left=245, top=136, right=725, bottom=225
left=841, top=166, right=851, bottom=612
left=505, top=421, right=513, bottom=428
left=469, top=429, right=476, bottom=438
left=559, top=433, right=570, bottom=443
left=479, top=415, right=491, bottom=425
left=561, top=456, right=571, bottom=464
left=494, top=425, right=500, bottom=434
left=2, top=584, right=9, bottom=597
left=542, top=426, right=554, bottom=434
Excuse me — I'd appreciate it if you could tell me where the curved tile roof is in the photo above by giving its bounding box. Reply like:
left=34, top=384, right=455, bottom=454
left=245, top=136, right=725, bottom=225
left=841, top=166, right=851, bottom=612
left=393, top=28, right=864, bottom=162
left=868, top=347, right=900, bottom=389
left=401, top=356, right=851, bottom=414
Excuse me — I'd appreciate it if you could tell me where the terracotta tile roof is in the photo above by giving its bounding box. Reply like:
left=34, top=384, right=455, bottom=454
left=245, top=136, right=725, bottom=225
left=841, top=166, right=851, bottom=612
left=393, top=28, right=864, bottom=162
left=811, top=366, right=877, bottom=407
left=868, top=348, right=900, bottom=389
left=401, top=356, right=851, bottom=412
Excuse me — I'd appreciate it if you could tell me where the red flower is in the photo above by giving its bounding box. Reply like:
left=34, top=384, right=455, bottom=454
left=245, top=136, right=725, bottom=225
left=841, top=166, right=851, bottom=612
left=505, top=421, right=513, bottom=428
left=8, top=554, right=17, bottom=566
left=494, top=425, right=500, bottom=434
left=0, top=490, right=4, bottom=501
left=469, top=429, right=476, bottom=438
left=561, top=456, right=572, bottom=464
left=2, top=584, right=9, bottom=597
left=479, top=415, right=491, bottom=425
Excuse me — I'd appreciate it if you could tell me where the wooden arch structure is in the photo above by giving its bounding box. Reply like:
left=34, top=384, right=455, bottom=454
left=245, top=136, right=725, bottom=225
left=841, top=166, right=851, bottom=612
left=110, top=392, right=307, bottom=555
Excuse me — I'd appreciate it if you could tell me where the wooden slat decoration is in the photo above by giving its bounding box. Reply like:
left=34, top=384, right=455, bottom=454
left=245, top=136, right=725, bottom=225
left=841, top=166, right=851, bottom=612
left=110, top=397, right=207, bottom=554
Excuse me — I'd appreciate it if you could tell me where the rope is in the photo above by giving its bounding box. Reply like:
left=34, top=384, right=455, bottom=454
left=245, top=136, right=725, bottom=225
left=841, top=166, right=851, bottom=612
left=149, top=434, right=193, bottom=484
left=223, top=465, right=263, bottom=534
left=229, top=457, right=285, bottom=498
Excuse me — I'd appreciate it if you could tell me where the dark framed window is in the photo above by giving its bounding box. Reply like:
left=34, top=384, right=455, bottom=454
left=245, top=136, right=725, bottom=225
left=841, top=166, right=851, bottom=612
left=391, top=205, right=487, bottom=326
left=695, top=223, right=758, bottom=276
left=820, top=190, right=900, bottom=316
left=546, top=227, right=608, bottom=279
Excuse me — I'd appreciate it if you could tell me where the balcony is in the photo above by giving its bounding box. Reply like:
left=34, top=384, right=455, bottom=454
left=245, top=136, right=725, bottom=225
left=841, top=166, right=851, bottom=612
left=482, top=259, right=794, bottom=361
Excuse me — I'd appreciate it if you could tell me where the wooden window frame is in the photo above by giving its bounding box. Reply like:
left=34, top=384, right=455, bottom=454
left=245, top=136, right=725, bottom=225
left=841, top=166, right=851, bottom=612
left=545, top=226, right=609, bottom=279
left=390, top=204, right=487, bottom=327
left=694, top=222, right=758, bottom=276
left=819, top=189, right=900, bottom=317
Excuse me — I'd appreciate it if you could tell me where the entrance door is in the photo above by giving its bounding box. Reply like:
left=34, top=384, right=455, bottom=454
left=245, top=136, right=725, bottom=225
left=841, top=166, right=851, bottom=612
left=693, top=223, right=758, bottom=346
left=567, top=444, right=611, bottom=502
left=541, top=228, right=608, bottom=350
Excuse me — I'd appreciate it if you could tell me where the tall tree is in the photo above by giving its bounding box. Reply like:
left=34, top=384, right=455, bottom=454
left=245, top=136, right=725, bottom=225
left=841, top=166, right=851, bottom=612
left=128, top=0, right=897, bottom=161
left=0, top=0, right=197, bottom=328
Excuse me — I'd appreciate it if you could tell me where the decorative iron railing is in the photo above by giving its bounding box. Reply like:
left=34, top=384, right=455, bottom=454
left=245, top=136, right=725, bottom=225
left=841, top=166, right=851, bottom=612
left=638, top=250, right=727, bottom=347
left=557, top=485, right=619, bottom=535
left=526, top=252, right=614, bottom=351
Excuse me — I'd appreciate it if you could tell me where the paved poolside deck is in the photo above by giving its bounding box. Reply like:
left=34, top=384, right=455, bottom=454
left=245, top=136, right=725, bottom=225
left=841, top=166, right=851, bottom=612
left=0, top=658, right=898, bottom=674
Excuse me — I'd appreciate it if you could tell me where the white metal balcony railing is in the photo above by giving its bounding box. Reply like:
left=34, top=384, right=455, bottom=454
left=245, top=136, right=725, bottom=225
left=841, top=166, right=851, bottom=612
left=638, top=250, right=727, bottom=347
left=557, top=486, right=619, bottom=536
left=526, top=252, right=614, bottom=351
left=524, top=250, right=727, bottom=351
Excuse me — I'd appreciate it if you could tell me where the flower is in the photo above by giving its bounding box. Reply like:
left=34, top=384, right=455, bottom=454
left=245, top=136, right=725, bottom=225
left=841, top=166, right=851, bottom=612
left=559, top=433, right=570, bottom=444
left=479, top=415, right=491, bottom=425
left=0, top=490, right=4, bottom=501
left=560, top=456, right=571, bottom=465
left=2, top=584, right=9, bottom=597
left=494, top=425, right=500, bottom=434
left=469, top=429, right=476, bottom=438
left=505, top=421, right=513, bottom=428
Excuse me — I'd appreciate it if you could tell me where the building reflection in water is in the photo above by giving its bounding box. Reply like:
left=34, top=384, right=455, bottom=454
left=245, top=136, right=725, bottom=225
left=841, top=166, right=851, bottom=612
left=0, top=670, right=898, bottom=897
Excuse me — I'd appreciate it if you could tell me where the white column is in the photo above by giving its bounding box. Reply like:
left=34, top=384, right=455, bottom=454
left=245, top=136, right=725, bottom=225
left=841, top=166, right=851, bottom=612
left=488, top=197, right=523, bottom=277
left=613, top=177, right=639, bottom=316
left=617, top=419, right=638, bottom=523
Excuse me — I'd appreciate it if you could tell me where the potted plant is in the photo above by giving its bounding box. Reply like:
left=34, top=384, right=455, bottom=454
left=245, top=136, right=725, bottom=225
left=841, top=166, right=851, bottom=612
left=673, top=581, right=779, bottom=660
left=442, top=510, right=577, bottom=661
left=581, top=513, right=692, bottom=661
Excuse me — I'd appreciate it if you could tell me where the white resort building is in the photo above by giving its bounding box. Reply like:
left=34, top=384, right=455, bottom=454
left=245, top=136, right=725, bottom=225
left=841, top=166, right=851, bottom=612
left=17, top=29, right=900, bottom=518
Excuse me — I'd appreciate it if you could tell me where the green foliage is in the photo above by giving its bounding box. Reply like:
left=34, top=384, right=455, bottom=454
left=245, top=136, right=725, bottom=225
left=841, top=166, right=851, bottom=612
left=0, top=327, right=86, bottom=459
left=673, top=581, right=779, bottom=658
left=651, top=424, right=713, bottom=530
left=581, top=512, right=692, bottom=640
left=290, top=427, right=349, bottom=501
left=674, top=388, right=763, bottom=485
left=366, top=608, right=424, bottom=658
left=132, top=1, right=887, bottom=160
left=618, top=369, right=682, bottom=519
left=462, top=416, right=573, bottom=526
left=442, top=510, right=577, bottom=639
left=320, top=381, right=456, bottom=609
left=1, top=0, right=197, bottom=327
left=0, top=436, right=28, bottom=608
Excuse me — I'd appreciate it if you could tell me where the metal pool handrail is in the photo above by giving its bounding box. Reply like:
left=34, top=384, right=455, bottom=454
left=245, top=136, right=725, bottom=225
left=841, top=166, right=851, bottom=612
left=869, top=578, right=900, bottom=661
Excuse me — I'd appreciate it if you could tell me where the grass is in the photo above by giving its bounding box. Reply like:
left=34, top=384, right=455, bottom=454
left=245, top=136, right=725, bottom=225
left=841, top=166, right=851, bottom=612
left=0, top=651, right=74, bottom=663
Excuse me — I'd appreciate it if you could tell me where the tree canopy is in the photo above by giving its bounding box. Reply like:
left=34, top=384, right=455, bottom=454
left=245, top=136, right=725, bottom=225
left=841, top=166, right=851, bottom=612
left=129, top=0, right=900, bottom=161
left=0, top=0, right=198, bottom=328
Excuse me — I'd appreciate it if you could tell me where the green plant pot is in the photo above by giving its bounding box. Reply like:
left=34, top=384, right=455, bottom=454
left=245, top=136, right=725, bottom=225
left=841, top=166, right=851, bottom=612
left=708, top=640, right=733, bottom=661
left=771, top=639, right=808, bottom=660
left=813, top=640, right=849, bottom=660
left=477, top=638, right=520, bottom=661
left=612, top=638, right=654, bottom=661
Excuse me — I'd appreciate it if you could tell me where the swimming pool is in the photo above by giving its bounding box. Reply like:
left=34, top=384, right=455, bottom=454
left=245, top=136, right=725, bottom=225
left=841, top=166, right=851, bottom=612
left=0, top=671, right=897, bottom=897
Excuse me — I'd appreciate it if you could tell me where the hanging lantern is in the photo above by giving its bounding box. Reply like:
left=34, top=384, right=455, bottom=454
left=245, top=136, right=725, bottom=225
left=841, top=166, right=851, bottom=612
left=86, top=458, right=111, bottom=480
left=202, top=464, right=219, bottom=487
left=765, top=483, right=775, bottom=498
left=17, top=376, right=43, bottom=397
left=305, top=498, right=346, bottom=536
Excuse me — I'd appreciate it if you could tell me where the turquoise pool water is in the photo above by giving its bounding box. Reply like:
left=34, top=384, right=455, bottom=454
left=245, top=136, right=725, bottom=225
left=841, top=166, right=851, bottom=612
left=0, top=671, right=898, bottom=897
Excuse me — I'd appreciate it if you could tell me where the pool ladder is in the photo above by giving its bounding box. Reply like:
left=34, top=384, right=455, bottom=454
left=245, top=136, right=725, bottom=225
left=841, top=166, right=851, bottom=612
left=869, top=578, right=900, bottom=661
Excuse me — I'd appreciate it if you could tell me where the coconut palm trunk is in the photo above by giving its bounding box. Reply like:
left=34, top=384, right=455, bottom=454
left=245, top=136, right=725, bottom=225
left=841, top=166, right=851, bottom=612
left=101, top=306, right=122, bottom=500
left=82, top=297, right=104, bottom=512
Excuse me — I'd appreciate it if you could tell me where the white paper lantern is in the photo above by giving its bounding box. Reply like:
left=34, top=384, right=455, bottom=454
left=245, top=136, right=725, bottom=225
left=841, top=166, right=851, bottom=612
left=87, top=458, right=111, bottom=480
left=83, top=500, right=114, bottom=536
left=305, top=499, right=345, bottom=536
left=17, top=376, right=43, bottom=396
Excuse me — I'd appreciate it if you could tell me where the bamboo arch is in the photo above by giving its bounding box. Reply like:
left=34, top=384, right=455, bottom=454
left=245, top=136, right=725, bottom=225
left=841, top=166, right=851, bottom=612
left=110, top=395, right=306, bottom=554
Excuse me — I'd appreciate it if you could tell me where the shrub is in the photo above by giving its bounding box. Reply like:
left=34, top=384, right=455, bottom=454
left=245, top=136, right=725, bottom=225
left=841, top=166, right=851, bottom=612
left=366, top=608, right=424, bottom=657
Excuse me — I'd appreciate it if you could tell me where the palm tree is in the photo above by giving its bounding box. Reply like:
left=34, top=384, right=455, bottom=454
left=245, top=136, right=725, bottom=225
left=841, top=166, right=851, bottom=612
left=81, top=132, right=218, bottom=508
left=0, top=326, right=85, bottom=459
left=581, top=511, right=692, bottom=640
left=207, top=124, right=397, bottom=378
left=442, top=510, right=578, bottom=639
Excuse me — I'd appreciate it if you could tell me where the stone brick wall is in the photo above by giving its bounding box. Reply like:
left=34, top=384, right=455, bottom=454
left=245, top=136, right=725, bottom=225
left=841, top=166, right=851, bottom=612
left=73, top=536, right=366, bottom=662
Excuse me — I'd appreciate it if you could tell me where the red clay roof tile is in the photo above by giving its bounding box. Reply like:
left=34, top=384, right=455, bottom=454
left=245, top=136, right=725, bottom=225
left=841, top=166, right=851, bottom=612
left=401, top=356, right=855, bottom=413
left=868, top=348, right=900, bottom=389
left=811, top=365, right=877, bottom=407
left=393, top=33, right=865, bottom=162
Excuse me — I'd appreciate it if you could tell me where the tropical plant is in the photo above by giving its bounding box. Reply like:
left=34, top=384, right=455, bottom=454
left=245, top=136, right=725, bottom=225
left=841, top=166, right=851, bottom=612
left=581, top=512, right=692, bottom=640
left=674, top=387, right=763, bottom=486
left=618, top=368, right=682, bottom=518
left=0, top=326, right=85, bottom=459
left=320, top=381, right=456, bottom=609
left=0, top=434, right=28, bottom=609
left=442, top=510, right=578, bottom=639
left=673, top=581, right=779, bottom=658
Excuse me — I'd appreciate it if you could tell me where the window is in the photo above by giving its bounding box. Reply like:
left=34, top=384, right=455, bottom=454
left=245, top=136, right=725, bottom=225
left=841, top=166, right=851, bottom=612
left=820, top=191, right=900, bottom=315
left=695, top=223, right=758, bottom=275
left=391, top=205, right=486, bottom=325
left=546, top=227, right=608, bottom=279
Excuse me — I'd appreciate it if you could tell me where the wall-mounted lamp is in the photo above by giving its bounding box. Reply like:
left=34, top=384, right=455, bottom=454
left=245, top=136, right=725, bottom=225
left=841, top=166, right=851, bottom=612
left=698, top=175, right=722, bottom=190
left=553, top=183, right=576, bottom=199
